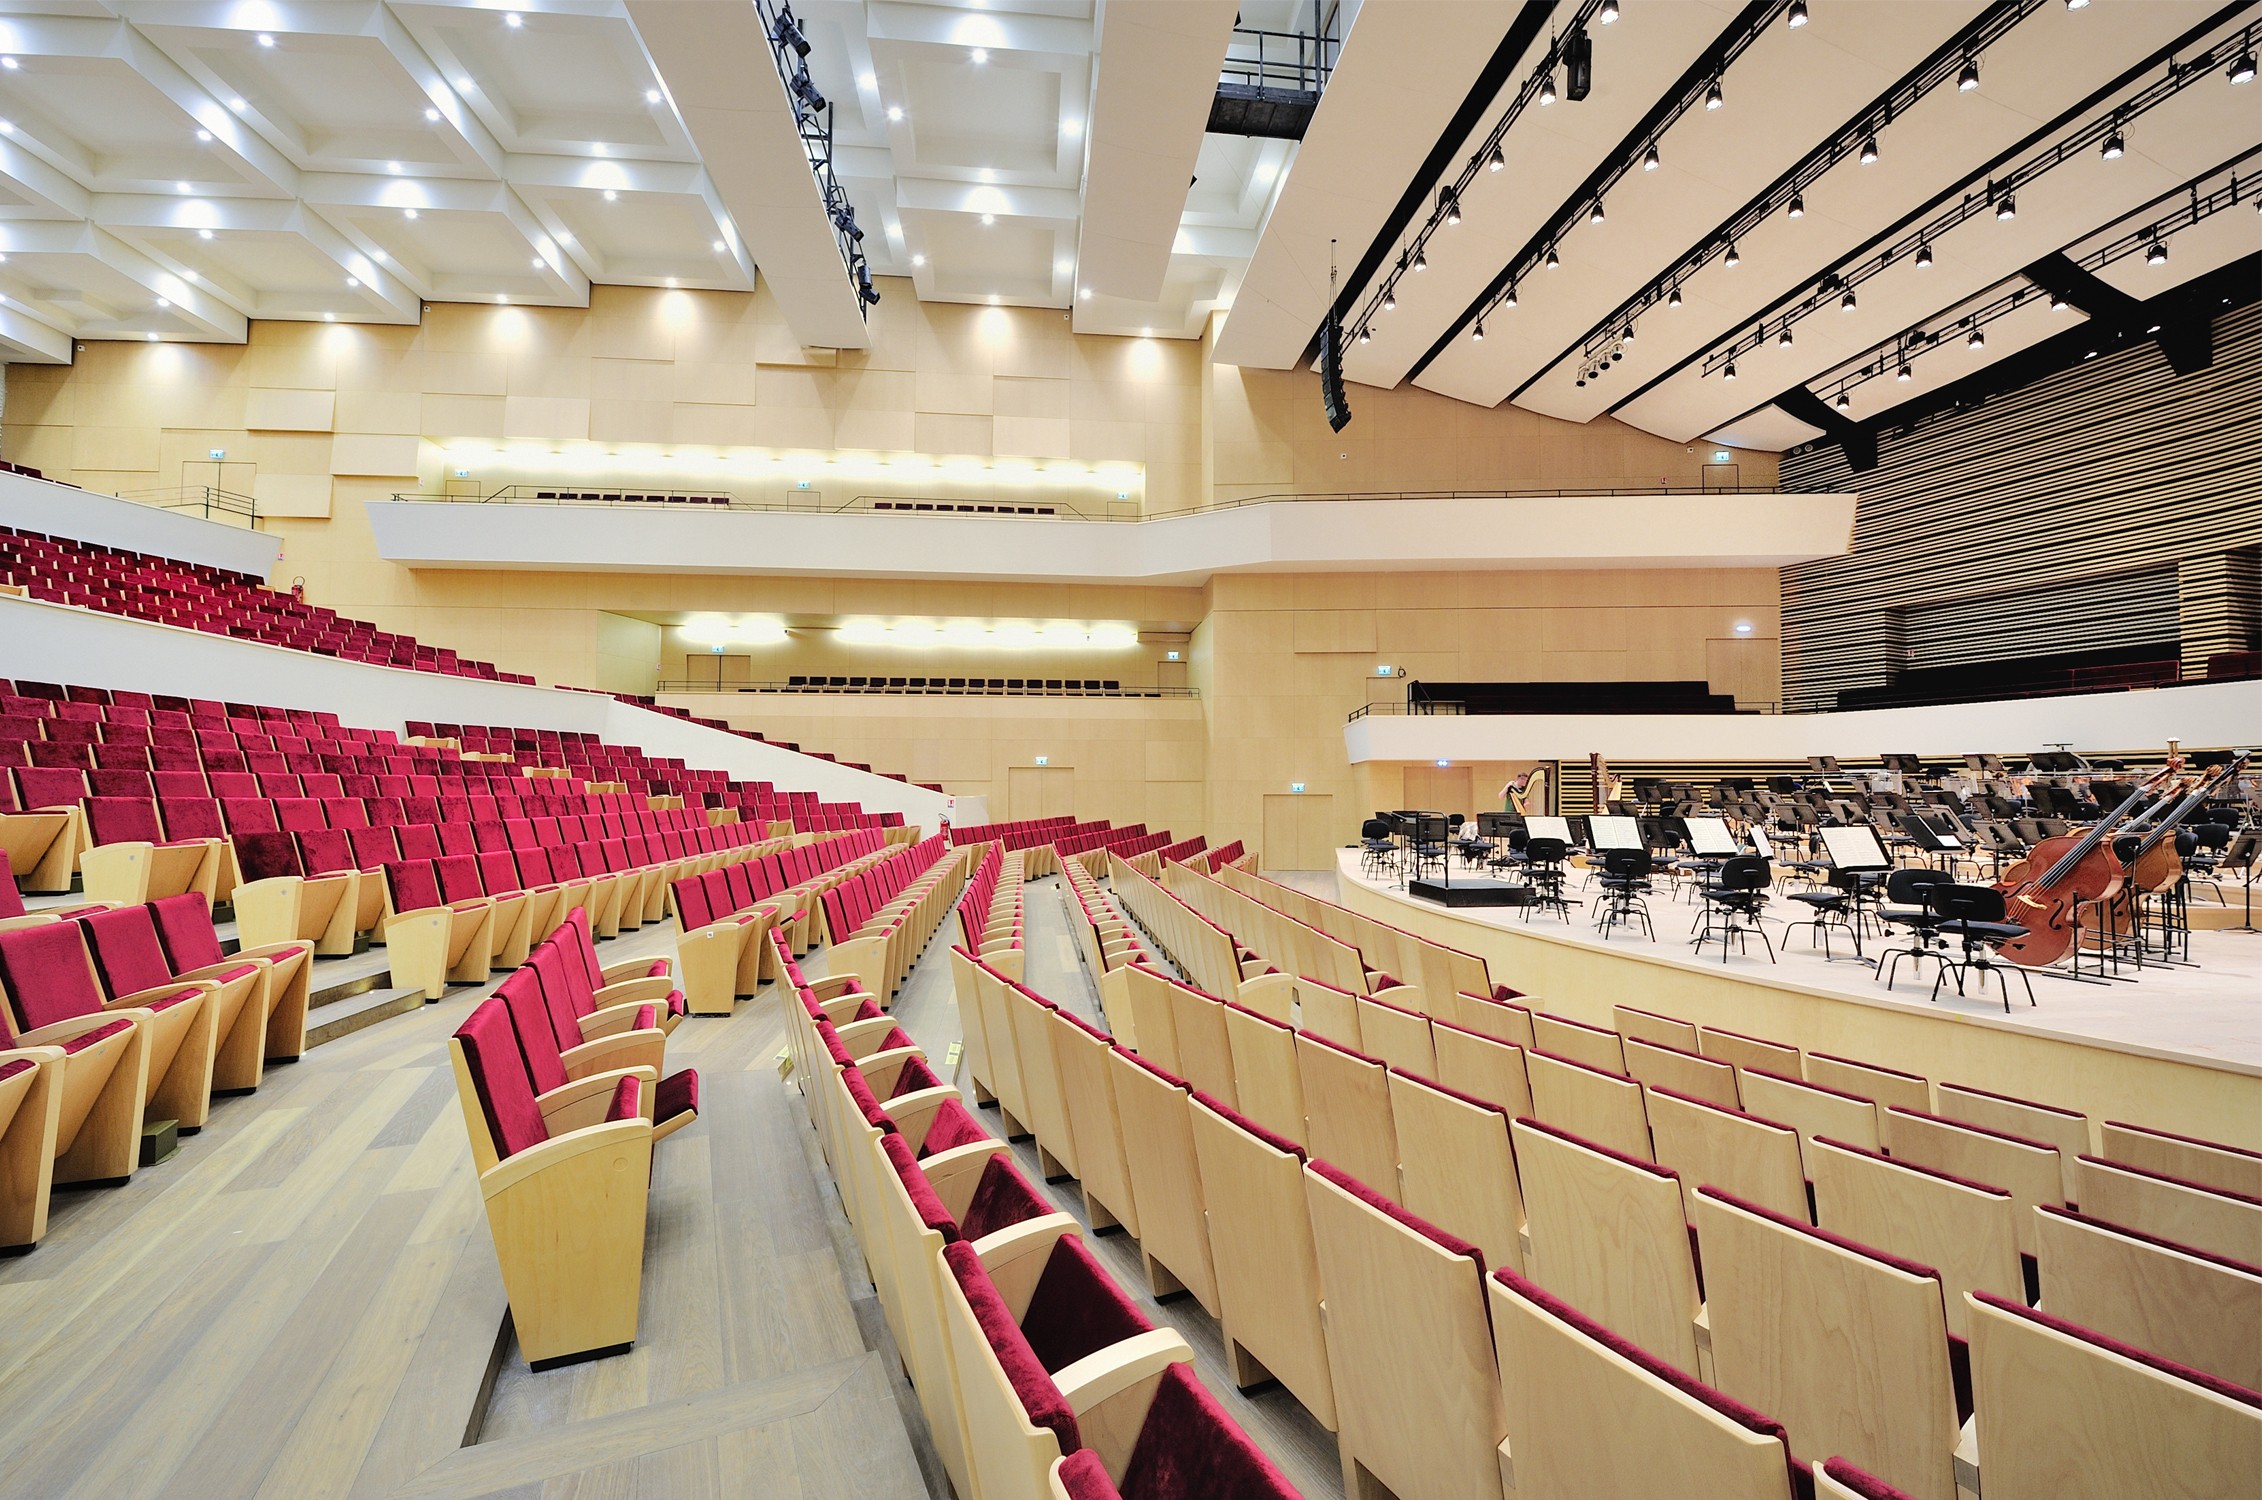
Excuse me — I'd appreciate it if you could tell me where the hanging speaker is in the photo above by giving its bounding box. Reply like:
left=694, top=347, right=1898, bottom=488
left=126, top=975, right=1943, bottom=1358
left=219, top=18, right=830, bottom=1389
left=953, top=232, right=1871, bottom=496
left=1321, top=307, right=1352, bottom=433
left=1563, top=28, right=1593, bottom=101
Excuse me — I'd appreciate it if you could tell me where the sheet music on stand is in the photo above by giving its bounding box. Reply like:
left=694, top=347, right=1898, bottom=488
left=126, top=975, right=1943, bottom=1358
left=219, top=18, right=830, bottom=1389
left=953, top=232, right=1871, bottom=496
left=1818, top=825, right=1891, bottom=871
left=1525, top=815, right=1574, bottom=845
left=1900, top=812, right=1965, bottom=851
left=1588, top=815, right=1644, bottom=851
left=1749, top=825, right=1776, bottom=859
left=1683, top=817, right=1740, bottom=856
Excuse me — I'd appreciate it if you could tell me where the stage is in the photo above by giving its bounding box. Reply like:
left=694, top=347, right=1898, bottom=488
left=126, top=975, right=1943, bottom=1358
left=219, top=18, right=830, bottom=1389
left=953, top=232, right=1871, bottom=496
left=1330, top=850, right=2262, bottom=1150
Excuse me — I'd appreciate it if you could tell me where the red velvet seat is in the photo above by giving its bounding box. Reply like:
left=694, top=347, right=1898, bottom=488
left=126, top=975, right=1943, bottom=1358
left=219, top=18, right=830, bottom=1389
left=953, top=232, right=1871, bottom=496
left=1045, top=1367, right=1304, bottom=1500
left=495, top=966, right=693, bottom=1143
left=0, top=918, right=214, bottom=1134
left=75, top=903, right=271, bottom=1095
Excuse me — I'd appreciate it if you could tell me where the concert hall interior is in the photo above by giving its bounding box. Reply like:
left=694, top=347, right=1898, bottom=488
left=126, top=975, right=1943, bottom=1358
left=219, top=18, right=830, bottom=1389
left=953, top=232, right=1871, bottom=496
left=0, top=2, right=2257, bottom=1498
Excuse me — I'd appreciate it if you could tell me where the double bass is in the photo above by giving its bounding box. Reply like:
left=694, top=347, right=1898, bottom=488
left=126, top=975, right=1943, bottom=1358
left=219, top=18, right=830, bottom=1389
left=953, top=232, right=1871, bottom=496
left=2123, top=752, right=2251, bottom=895
left=1995, top=763, right=2180, bottom=968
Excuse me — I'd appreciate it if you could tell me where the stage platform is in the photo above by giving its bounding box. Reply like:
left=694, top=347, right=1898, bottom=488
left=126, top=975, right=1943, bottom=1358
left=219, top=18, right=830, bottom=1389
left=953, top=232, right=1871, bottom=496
left=1332, top=850, right=2262, bottom=1151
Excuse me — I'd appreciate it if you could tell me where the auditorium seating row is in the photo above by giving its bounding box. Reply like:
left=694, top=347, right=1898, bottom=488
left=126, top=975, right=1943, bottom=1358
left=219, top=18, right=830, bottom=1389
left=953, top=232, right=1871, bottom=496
left=1122, top=835, right=1206, bottom=881
left=948, top=926, right=2260, bottom=1500
left=610, top=691, right=947, bottom=795
left=777, top=928, right=1302, bottom=1500
left=958, top=846, right=1028, bottom=982
left=1210, top=859, right=1499, bottom=1016
left=664, top=826, right=927, bottom=1016
left=0, top=891, right=313, bottom=1250
left=2, top=524, right=532, bottom=682
left=448, top=912, right=702, bottom=1368
left=819, top=836, right=975, bottom=1002
left=951, top=816, right=1080, bottom=850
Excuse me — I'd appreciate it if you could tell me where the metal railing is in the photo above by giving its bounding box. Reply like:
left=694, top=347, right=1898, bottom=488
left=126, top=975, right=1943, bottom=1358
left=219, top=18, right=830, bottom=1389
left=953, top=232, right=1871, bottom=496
left=116, top=485, right=260, bottom=525
left=1220, top=2, right=1342, bottom=93
left=660, top=678, right=1198, bottom=699
left=1348, top=700, right=1467, bottom=721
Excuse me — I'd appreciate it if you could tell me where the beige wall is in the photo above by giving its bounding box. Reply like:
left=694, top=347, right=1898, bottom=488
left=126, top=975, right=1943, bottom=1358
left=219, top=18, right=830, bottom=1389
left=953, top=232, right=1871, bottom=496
left=595, top=611, right=663, bottom=696
left=652, top=620, right=1189, bottom=693
left=658, top=691, right=1207, bottom=838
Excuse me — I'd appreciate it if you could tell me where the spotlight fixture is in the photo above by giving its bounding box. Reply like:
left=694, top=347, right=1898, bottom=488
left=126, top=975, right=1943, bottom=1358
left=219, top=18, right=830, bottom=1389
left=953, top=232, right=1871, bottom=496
left=1723, top=241, right=1739, bottom=267
left=1778, top=325, right=1793, bottom=347
left=2049, top=291, right=2067, bottom=309
left=775, top=6, right=812, bottom=57
left=1540, top=71, right=1557, bottom=107
left=1589, top=199, right=1605, bottom=225
left=1413, top=248, right=1427, bottom=272
left=1968, top=326, right=1985, bottom=349
left=645, top=88, right=661, bottom=104
left=403, top=206, right=418, bottom=219
left=1489, top=143, right=1505, bottom=171
left=1860, top=135, right=1878, bottom=164
left=1996, top=194, right=2015, bottom=220
left=1563, top=27, right=1593, bottom=100
left=1357, top=324, right=1371, bottom=343
left=1643, top=143, right=1660, bottom=171
left=1472, top=322, right=1485, bottom=341
left=504, top=13, right=522, bottom=29
left=1958, top=56, right=1980, bottom=90
left=1723, top=362, right=1736, bottom=380
left=1446, top=194, right=1462, bottom=226
left=256, top=32, right=275, bottom=46
left=2230, top=48, right=2256, bottom=84
left=1898, top=362, right=1913, bottom=380
left=1705, top=77, right=1724, bottom=110
left=1915, top=242, right=1933, bottom=268
left=1835, top=390, right=1849, bottom=410
left=887, top=104, right=903, bottom=121
left=971, top=46, right=988, bottom=64
left=1619, top=323, right=1634, bottom=344
left=1600, top=0, right=1619, bottom=21
left=1545, top=245, right=1560, bottom=269
left=603, top=188, right=618, bottom=201
left=1668, top=285, right=1682, bottom=307
left=2102, top=128, right=2124, bottom=159
left=1383, top=287, right=1396, bottom=311
left=1576, top=376, right=1586, bottom=387
left=1503, top=283, right=1517, bottom=308
left=1788, top=0, right=1808, bottom=25
left=1841, top=288, right=1857, bottom=311
left=1787, top=193, right=1804, bottom=218
left=2066, top=0, right=2088, bottom=8
left=2146, top=238, right=2167, bottom=264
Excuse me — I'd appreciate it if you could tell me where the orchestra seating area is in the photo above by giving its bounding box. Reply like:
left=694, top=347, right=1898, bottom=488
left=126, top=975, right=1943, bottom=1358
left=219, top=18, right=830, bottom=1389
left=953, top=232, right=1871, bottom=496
left=2, top=523, right=533, bottom=682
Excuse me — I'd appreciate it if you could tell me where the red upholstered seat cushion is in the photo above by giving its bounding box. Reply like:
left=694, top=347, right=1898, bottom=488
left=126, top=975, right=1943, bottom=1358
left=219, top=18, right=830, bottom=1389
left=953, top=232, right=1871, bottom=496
left=1020, top=1232, right=1154, bottom=1374
left=842, top=1066, right=891, bottom=1129
left=657, top=1068, right=698, bottom=1126
left=77, top=905, right=180, bottom=995
left=496, top=970, right=570, bottom=1095
left=0, top=879, right=23, bottom=922
left=455, top=999, right=549, bottom=1159
left=603, top=1074, right=642, bottom=1125
left=149, top=893, right=228, bottom=970
left=1192, top=1090, right=1304, bottom=1160
left=140, top=987, right=200, bottom=1013
left=1116, top=1362, right=1302, bottom=1500
left=883, top=1131, right=961, bottom=1242
left=0, top=1056, right=33, bottom=1084
left=961, top=1155, right=1052, bottom=1242
left=920, top=1099, right=992, bottom=1159
left=1821, top=1458, right=1919, bottom=1500
left=62, top=1017, right=133, bottom=1053
left=1969, top=1291, right=2262, bottom=1409
left=648, top=960, right=671, bottom=980
left=0, top=921, right=103, bottom=1032
left=941, top=1240, right=1080, bottom=1456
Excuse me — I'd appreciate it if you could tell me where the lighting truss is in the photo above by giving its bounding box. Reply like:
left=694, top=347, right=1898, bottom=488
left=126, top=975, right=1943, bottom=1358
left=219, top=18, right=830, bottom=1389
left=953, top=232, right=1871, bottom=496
left=754, top=0, right=877, bottom=317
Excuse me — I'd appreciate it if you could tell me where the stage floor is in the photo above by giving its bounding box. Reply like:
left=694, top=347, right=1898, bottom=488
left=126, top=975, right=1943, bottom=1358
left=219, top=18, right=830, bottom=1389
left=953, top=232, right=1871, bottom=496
left=1331, top=851, right=2262, bottom=1072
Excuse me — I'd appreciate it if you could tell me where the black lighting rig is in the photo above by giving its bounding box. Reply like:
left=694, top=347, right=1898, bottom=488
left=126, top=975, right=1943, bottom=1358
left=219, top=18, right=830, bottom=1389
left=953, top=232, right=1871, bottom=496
left=758, top=0, right=881, bottom=315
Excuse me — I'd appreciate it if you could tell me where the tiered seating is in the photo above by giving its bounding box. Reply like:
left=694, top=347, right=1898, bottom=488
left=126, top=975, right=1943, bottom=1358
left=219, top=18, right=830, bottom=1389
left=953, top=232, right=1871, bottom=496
left=818, top=835, right=973, bottom=1002
left=775, top=930, right=1302, bottom=1500
left=958, top=844, right=1028, bottom=980
left=950, top=815, right=1078, bottom=849
left=666, top=828, right=903, bottom=1014
left=447, top=915, right=698, bottom=1369
left=956, top=855, right=2262, bottom=1500
left=1, top=526, right=531, bottom=681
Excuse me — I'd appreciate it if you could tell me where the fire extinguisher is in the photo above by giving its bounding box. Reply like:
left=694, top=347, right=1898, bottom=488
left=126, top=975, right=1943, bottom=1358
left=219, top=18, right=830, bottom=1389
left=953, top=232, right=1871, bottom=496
left=290, top=575, right=306, bottom=604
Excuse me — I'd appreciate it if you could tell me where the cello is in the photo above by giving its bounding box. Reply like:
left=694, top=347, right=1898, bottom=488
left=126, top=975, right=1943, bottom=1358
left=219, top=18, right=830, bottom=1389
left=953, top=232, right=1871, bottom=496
left=1995, top=763, right=2180, bottom=968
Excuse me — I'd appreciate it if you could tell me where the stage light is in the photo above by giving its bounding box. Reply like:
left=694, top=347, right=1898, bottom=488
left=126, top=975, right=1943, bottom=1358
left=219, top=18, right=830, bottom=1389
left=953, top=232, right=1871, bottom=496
left=1841, top=288, right=1856, bottom=311
left=1589, top=200, right=1605, bottom=225
left=1503, top=283, right=1517, bottom=308
left=1995, top=194, right=2015, bottom=220
left=1778, top=325, right=1794, bottom=347
left=1668, top=285, right=1681, bottom=307
left=1540, top=71, right=1557, bottom=106
left=1788, top=0, right=1808, bottom=25
left=2050, top=291, right=2067, bottom=309
left=1968, top=326, right=1985, bottom=348
left=1489, top=143, right=1505, bottom=171
left=2065, top=0, right=2088, bottom=8
left=256, top=32, right=275, bottom=47
left=1898, top=362, right=1912, bottom=380
left=2102, top=128, right=2124, bottom=159
left=1644, top=143, right=1660, bottom=171
left=1958, top=56, right=1980, bottom=90
left=971, top=47, right=988, bottom=63
left=1706, top=77, right=1723, bottom=109
left=2147, top=238, right=2167, bottom=264
left=1835, top=390, right=1849, bottom=409
left=1545, top=245, right=1560, bottom=269
left=2231, top=49, right=2257, bottom=84
left=1915, top=242, right=1932, bottom=268
left=1600, top=0, right=1619, bottom=21
left=1860, top=135, right=1878, bottom=164
left=1383, top=286, right=1396, bottom=310
left=504, top=13, right=522, bottom=29
left=1724, top=241, right=1739, bottom=267
left=1723, top=362, right=1736, bottom=380
left=1787, top=193, right=1804, bottom=218
left=1620, top=324, right=1634, bottom=345
left=1413, top=249, right=1427, bottom=272
left=1357, top=325, right=1370, bottom=343
left=887, top=105, right=903, bottom=121
left=1446, top=194, right=1462, bottom=226
left=1472, top=322, right=1485, bottom=341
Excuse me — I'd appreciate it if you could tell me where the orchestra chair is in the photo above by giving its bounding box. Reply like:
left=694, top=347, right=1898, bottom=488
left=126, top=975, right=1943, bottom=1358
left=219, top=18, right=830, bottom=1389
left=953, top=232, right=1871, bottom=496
left=1812, top=1458, right=1916, bottom=1500
left=1693, top=854, right=1774, bottom=964
left=1390, top=1070, right=1524, bottom=1277
left=0, top=920, right=213, bottom=1136
left=2072, top=1154, right=2262, bottom=1265
left=2034, top=1205, right=2262, bottom=1390
left=1933, top=1083, right=2089, bottom=1201
left=382, top=860, right=496, bottom=1001
left=0, top=1049, right=61, bottom=1251
left=809, top=1017, right=926, bottom=1239
left=1525, top=1048, right=1652, bottom=1163
left=875, top=1128, right=1071, bottom=1499
left=1965, top=1291, right=2262, bottom=1500
left=1738, top=1066, right=1880, bottom=1156
left=1047, top=1007, right=1140, bottom=1237
left=1593, top=847, right=1655, bottom=941
left=228, top=831, right=359, bottom=956
left=1808, top=1138, right=2021, bottom=1339
left=150, top=892, right=313, bottom=1065
left=494, top=967, right=694, bottom=1143
left=1512, top=1116, right=1703, bottom=1377
left=1780, top=869, right=1862, bottom=961
left=1644, top=1085, right=1809, bottom=1225
left=0, top=797, right=82, bottom=894
left=1293, top=1032, right=1398, bottom=1198
left=1529, top=1013, right=1626, bottom=1076
left=1696, top=1187, right=1962, bottom=1500
left=1921, top=884, right=2032, bottom=1011
left=1303, top=1158, right=1502, bottom=1500
left=1043, top=1374, right=1305, bottom=1500
left=75, top=904, right=269, bottom=1096
left=1490, top=1269, right=1799, bottom=1500
left=448, top=998, right=651, bottom=1369
left=1884, top=1108, right=2063, bottom=1259
left=938, top=1232, right=1195, bottom=1500
left=76, top=798, right=224, bottom=910
left=1104, top=1047, right=1220, bottom=1316
left=1358, top=819, right=1396, bottom=879
left=1219, top=1001, right=1305, bottom=1150
left=1623, top=1037, right=1739, bottom=1110
left=1873, top=868, right=1954, bottom=989
left=1519, top=837, right=1573, bottom=922
left=2097, top=1119, right=2262, bottom=1199
left=1186, top=1091, right=1338, bottom=1430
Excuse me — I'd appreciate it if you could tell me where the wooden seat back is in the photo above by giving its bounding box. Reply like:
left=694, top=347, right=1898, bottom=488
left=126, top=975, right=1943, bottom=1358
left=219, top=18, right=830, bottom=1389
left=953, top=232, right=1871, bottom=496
left=2073, top=1155, right=2262, bottom=1265
left=1531, top=1012, right=1627, bottom=1075
left=1936, top=1082, right=2091, bottom=1200
left=2035, top=1205, right=2262, bottom=1390
left=1219, top=1002, right=1303, bottom=1147
left=1000, top=975, right=1079, bottom=1182
left=2099, top=1120, right=2262, bottom=1200
left=1803, top=1053, right=1928, bottom=1115
left=1885, top=1108, right=2063, bottom=1257
left=1809, top=1137, right=2021, bottom=1338
left=1624, top=1037, right=1739, bottom=1109
left=1354, top=995, right=1435, bottom=1076
left=1698, top=1026, right=1801, bottom=1077
left=1046, top=1008, right=1138, bottom=1237
left=1293, top=1032, right=1398, bottom=1195
left=1161, top=975, right=1237, bottom=1111
left=1390, top=1070, right=1524, bottom=1276
left=1431, top=1020, right=1533, bottom=1120
left=1737, top=1067, right=1879, bottom=1155
left=1645, top=1085, right=1809, bottom=1224
left=1104, top=1048, right=1220, bottom=1316
left=1613, top=1004, right=1700, bottom=1051
left=1526, top=1048, right=1652, bottom=1162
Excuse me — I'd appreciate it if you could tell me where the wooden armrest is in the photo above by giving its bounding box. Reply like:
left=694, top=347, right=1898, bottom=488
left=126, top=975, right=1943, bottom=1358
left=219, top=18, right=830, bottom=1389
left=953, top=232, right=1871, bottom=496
left=221, top=940, right=309, bottom=966
left=579, top=997, right=668, bottom=1040
left=539, top=1066, right=659, bottom=1133
left=969, top=1210, right=1078, bottom=1260
left=808, top=971, right=864, bottom=999
left=973, top=1216, right=1083, bottom=1317
left=922, top=1139, right=1010, bottom=1213
left=18, top=1008, right=153, bottom=1048
left=600, top=956, right=666, bottom=984
left=0, top=1044, right=65, bottom=1067
left=478, top=1117, right=652, bottom=1199
left=877, top=1082, right=956, bottom=1129
left=1052, top=1327, right=1195, bottom=1416
left=818, top=992, right=874, bottom=1024
left=837, top=1015, right=902, bottom=1055
left=593, top=976, right=675, bottom=1006
left=888, top=1089, right=957, bottom=1151
left=561, top=1028, right=667, bottom=1081
left=108, top=980, right=214, bottom=1009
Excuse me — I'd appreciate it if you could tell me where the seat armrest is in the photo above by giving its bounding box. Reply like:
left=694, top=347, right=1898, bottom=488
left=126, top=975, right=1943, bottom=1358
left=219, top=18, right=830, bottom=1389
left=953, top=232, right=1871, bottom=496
left=578, top=997, right=669, bottom=1040
left=230, top=940, right=311, bottom=966
left=972, top=1217, right=1082, bottom=1319
left=18, top=1008, right=154, bottom=1048
left=561, top=1028, right=667, bottom=1081
left=921, top=1139, right=1010, bottom=1212
left=1052, top=1328, right=1195, bottom=1418
left=818, top=991, right=878, bottom=1023
left=539, top=1066, right=660, bottom=1133
left=107, top=980, right=214, bottom=1010
left=836, top=1015, right=905, bottom=1057
left=807, top=972, right=864, bottom=1000
left=600, top=956, right=667, bottom=984
left=593, top=975, right=676, bottom=1006
left=477, top=1117, right=653, bottom=1199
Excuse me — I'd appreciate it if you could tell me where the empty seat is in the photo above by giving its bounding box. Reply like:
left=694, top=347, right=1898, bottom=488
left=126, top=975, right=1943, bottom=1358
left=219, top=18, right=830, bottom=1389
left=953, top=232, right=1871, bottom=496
left=1040, top=1366, right=1303, bottom=1499
left=0, top=920, right=214, bottom=1137
left=2034, top=1204, right=2262, bottom=1389
left=149, top=892, right=315, bottom=1064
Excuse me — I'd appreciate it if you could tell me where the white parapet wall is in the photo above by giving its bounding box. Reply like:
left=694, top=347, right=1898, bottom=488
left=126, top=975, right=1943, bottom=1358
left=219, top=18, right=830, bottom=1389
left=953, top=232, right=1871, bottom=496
left=0, top=472, right=281, bottom=579
left=0, top=595, right=948, bottom=831
left=1344, top=678, right=2262, bottom=764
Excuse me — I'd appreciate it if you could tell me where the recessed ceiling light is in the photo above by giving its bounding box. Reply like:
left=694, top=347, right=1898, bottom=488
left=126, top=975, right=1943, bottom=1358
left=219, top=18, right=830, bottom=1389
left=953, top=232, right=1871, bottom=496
left=645, top=88, right=662, bottom=104
left=196, top=128, right=213, bottom=142
left=887, top=105, right=903, bottom=121
left=530, top=256, right=544, bottom=268
left=1079, top=286, right=1090, bottom=299
left=0, top=57, right=16, bottom=70
left=912, top=253, right=926, bottom=266
left=403, top=207, right=417, bottom=219
left=1062, top=118, right=1082, bottom=138
left=146, top=331, right=158, bottom=341
left=323, top=311, right=334, bottom=321
left=228, top=97, right=246, bottom=112
left=978, top=167, right=995, bottom=182
left=1055, top=258, right=1070, bottom=273
left=425, top=106, right=441, bottom=122
left=372, top=248, right=387, bottom=261
left=857, top=72, right=875, bottom=90
left=664, top=276, right=677, bottom=287
left=979, top=212, right=994, bottom=225
left=603, top=189, right=617, bottom=201
left=198, top=228, right=213, bottom=239
left=346, top=275, right=359, bottom=287
left=0, top=121, right=12, bottom=133
left=255, top=34, right=274, bottom=48
left=496, top=293, right=507, bottom=303
left=711, top=239, right=725, bottom=252
left=386, top=160, right=402, bottom=173
left=971, top=47, right=988, bottom=63
left=989, top=294, right=999, bottom=305
left=504, top=12, right=522, bottom=28
left=156, top=297, right=169, bottom=308
left=176, top=181, right=191, bottom=194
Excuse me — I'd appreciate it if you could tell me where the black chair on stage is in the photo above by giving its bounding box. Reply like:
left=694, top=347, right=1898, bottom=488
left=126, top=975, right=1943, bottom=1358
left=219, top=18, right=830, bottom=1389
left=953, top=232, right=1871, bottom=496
left=1406, top=815, right=1449, bottom=882
left=1781, top=867, right=1863, bottom=960
left=1452, top=816, right=1489, bottom=869
left=1594, top=847, right=1654, bottom=942
left=1693, top=854, right=1773, bottom=963
left=1360, top=818, right=1397, bottom=879
left=1875, top=867, right=1955, bottom=989
left=1521, top=837, right=1573, bottom=922
left=1925, top=883, right=2034, bottom=1011
left=2185, top=823, right=2231, bottom=905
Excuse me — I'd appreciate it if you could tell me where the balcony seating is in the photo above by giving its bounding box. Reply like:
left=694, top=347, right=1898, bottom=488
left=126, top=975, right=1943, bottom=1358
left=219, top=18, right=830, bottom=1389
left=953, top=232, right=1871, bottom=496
left=448, top=996, right=654, bottom=1369
left=0, top=919, right=210, bottom=1138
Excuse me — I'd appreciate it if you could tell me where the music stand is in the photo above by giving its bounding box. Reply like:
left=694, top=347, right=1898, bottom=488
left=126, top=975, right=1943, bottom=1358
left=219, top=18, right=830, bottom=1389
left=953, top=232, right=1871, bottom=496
left=1589, top=815, right=1643, bottom=851
left=2223, top=831, right=2260, bottom=932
